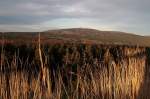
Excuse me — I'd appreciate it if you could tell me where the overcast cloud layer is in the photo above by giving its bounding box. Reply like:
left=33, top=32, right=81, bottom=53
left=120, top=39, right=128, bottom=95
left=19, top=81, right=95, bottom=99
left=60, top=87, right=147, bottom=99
left=0, top=0, right=150, bottom=35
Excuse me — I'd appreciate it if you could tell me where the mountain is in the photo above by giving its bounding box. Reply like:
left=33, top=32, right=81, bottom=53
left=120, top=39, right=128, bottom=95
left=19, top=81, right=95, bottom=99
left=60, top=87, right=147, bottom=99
left=0, top=28, right=150, bottom=46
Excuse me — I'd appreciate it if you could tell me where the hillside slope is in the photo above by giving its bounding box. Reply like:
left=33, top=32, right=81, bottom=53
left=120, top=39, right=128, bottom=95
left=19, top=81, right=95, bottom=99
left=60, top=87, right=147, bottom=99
left=0, top=28, right=150, bottom=46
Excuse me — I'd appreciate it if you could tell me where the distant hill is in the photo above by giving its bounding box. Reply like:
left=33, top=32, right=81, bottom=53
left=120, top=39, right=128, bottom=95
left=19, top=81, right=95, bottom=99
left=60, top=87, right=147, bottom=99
left=0, top=28, right=150, bottom=46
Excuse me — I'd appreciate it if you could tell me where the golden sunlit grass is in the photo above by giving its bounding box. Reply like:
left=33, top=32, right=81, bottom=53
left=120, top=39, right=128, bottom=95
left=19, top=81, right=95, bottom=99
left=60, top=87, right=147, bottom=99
left=0, top=35, right=149, bottom=99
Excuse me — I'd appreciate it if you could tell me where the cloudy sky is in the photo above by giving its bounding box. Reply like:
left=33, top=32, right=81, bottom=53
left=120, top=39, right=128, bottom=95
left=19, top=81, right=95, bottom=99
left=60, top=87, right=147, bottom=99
left=0, top=0, right=150, bottom=35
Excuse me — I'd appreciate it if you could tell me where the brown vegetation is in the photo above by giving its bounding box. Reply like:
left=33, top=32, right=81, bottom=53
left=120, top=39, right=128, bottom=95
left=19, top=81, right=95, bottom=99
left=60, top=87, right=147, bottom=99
left=0, top=29, right=150, bottom=98
left=0, top=41, right=150, bottom=98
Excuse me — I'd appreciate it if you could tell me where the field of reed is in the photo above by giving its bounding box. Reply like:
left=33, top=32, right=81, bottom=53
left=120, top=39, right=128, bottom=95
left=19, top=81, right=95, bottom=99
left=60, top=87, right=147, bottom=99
left=0, top=40, right=150, bottom=98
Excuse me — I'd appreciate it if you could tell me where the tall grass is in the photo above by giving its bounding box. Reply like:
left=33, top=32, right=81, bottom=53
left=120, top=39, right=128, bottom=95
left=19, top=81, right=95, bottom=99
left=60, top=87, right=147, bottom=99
left=0, top=38, right=149, bottom=98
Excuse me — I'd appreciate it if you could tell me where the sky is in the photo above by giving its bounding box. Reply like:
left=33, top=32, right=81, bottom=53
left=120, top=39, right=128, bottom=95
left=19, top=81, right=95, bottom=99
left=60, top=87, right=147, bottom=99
left=0, top=0, right=150, bottom=35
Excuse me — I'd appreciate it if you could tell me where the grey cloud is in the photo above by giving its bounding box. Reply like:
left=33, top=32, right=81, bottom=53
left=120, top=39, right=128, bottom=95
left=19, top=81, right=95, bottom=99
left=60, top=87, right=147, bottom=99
left=0, top=0, right=150, bottom=35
